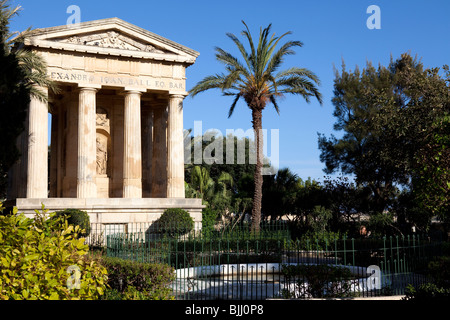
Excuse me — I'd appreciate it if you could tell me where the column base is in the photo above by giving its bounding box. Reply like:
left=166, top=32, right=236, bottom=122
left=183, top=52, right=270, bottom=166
left=123, top=178, right=142, bottom=198
left=77, top=180, right=97, bottom=198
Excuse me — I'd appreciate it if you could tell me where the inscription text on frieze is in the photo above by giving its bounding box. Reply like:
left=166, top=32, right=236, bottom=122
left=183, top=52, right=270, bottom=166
left=49, top=70, right=184, bottom=90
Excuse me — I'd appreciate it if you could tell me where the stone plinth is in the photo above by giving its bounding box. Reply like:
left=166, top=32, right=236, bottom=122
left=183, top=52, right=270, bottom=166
left=9, top=198, right=204, bottom=224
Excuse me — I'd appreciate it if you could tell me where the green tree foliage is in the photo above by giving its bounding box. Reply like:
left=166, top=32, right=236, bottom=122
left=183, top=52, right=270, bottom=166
left=0, top=205, right=107, bottom=300
left=153, top=208, right=194, bottom=237
left=404, top=245, right=450, bottom=301
left=262, top=168, right=299, bottom=220
left=0, top=0, right=57, bottom=197
left=318, top=53, right=450, bottom=225
left=189, top=165, right=216, bottom=201
left=101, top=257, right=175, bottom=300
left=321, top=176, right=372, bottom=232
left=186, top=165, right=235, bottom=216
left=412, top=112, right=450, bottom=223
left=189, top=21, right=322, bottom=231
left=53, top=209, right=91, bottom=238
left=185, top=133, right=257, bottom=192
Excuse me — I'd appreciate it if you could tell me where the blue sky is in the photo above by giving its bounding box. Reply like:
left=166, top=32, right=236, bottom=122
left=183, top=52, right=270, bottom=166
left=9, top=0, right=450, bottom=182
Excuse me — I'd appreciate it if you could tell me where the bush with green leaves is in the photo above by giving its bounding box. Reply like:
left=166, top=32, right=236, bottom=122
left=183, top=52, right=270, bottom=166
left=0, top=205, right=107, bottom=300
left=404, top=283, right=450, bottom=301
left=153, top=208, right=194, bottom=237
left=425, top=256, right=449, bottom=287
left=53, top=208, right=91, bottom=238
left=280, top=264, right=355, bottom=298
left=100, top=257, right=175, bottom=300
left=201, top=207, right=219, bottom=237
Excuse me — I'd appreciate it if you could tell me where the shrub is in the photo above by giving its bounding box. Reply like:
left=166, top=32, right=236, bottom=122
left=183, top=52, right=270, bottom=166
left=404, top=253, right=450, bottom=301
left=201, top=207, right=219, bottom=237
left=101, top=257, right=175, bottom=300
left=280, top=264, right=355, bottom=298
left=0, top=206, right=107, bottom=300
left=404, top=283, right=450, bottom=301
left=153, top=208, right=194, bottom=237
left=288, top=230, right=343, bottom=251
left=53, top=209, right=91, bottom=238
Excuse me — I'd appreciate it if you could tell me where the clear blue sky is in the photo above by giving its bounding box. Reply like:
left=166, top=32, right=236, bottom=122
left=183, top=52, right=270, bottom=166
left=9, top=0, right=450, bottom=182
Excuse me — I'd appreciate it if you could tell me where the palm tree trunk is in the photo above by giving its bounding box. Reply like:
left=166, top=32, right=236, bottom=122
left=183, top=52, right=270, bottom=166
left=251, top=108, right=263, bottom=233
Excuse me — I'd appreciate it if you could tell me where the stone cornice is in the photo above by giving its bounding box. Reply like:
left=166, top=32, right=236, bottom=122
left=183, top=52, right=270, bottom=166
left=24, top=18, right=199, bottom=64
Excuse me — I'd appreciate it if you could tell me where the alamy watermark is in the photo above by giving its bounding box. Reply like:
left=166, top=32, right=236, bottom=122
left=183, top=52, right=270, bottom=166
left=66, top=265, right=81, bottom=290
left=184, top=121, right=279, bottom=175
left=367, top=265, right=382, bottom=290
left=66, top=5, right=81, bottom=28
left=366, top=5, right=381, bottom=30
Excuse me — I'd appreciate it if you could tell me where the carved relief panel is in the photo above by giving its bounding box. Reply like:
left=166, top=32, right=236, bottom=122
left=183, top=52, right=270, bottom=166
left=96, top=107, right=111, bottom=177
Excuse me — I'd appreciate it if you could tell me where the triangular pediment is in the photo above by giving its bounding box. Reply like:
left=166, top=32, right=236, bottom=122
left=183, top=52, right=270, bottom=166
left=52, top=30, right=169, bottom=54
left=24, top=18, right=199, bottom=64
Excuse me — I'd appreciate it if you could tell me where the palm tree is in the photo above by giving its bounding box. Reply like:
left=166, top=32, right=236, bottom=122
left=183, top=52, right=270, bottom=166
left=189, top=21, right=323, bottom=231
left=263, top=168, right=299, bottom=220
left=190, top=165, right=215, bottom=201
left=1, top=1, right=57, bottom=99
left=0, top=0, right=57, bottom=196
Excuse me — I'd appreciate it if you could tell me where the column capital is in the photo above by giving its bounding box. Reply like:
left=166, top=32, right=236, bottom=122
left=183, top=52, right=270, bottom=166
left=78, top=84, right=101, bottom=91
left=168, top=91, right=188, bottom=99
left=124, top=87, right=146, bottom=94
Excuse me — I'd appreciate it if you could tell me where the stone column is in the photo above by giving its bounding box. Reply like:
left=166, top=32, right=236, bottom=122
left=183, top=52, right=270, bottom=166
left=167, top=94, right=186, bottom=198
left=123, top=89, right=143, bottom=198
left=77, top=86, right=98, bottom=198
left=151, top=104, right=167, bottom=198
left=27, top=86, right=49, bottom=198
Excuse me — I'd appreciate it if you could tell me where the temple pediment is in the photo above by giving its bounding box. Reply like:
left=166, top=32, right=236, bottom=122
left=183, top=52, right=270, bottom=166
left=24, top=18, right=199, bottom=64
left=55, top=30, right=168, bottom=54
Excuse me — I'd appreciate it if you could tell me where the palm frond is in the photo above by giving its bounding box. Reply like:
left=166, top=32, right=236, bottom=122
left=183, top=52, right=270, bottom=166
left=278, top=77, right=323, bottom=104
left=275, top=67, right=323, bottom=104
left=189, top=74, right=227, bottom=97
left=6, top=26, right=31, bottom=48
left=269, top=95, right=281, bottom=115
left=226, top=31, right=253, bottom=71
left=255, top=24, right=273, bottom=80
left=227, top=92, right=242, bottom=118
left=223, top=69, right=245, bottom=90
left=215, top=47, right=245, bottom=69
left=14, top=48, right=60, bottom=98
left=265, top=40, right=303, bottom=75
left=276, top=67, right=318, bottom=81
left=241, top=21, right=257, bottom=72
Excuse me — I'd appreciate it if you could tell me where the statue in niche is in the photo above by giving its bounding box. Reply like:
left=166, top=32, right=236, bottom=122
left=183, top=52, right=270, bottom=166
left=96, top=107, right=110, bottom=176
left=96, top=137, right=108, bottom=176
left=96, top=109, right=110, bottom=128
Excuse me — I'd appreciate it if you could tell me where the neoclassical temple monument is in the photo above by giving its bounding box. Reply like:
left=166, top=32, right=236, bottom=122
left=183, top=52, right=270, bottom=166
left=7, top=18, right=203, bottom=225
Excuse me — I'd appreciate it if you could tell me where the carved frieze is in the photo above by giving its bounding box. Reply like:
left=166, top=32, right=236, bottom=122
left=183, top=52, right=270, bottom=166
left=61, top=31, right=166, bottom=53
